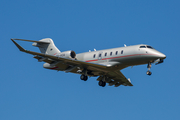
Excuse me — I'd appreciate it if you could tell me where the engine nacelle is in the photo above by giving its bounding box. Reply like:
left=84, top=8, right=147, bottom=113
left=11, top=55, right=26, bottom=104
left=57, top=50, right=76, bottom=59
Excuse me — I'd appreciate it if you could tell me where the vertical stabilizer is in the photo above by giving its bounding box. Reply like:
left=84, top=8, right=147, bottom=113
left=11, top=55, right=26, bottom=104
left=32, top=38, right=61, bottom=55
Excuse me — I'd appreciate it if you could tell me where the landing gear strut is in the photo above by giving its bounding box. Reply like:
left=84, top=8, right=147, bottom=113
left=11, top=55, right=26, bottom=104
left=147, top=63, right=152, bottom=76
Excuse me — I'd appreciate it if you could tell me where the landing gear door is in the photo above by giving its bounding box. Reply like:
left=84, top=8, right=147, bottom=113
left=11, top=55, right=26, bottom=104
left=98, top=52, right=103, bottom=60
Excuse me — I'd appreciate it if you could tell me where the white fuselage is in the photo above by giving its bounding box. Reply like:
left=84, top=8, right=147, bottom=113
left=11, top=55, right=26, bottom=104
left=76, top=44, right=166, bottom=70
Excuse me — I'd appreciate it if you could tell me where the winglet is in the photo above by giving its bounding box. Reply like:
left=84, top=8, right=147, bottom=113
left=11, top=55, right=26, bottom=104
left=11, top=39, right=26, bottom=52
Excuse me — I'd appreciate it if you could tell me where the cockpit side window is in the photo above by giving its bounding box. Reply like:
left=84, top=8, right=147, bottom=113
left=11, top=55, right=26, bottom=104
left=140, top=46, right=146, bottom=48
left=147, top=46, right=154, bottom=49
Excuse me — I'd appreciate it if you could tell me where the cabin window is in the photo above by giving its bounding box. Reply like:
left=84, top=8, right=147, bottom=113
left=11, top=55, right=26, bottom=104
left=105, top=52, right=107, bottom=56
left=99, top=54, right=101, bottom=57
left=93, top=54, right=96, bottom=58
left=116, top=51, right=118, bottom=55
left=110, top=52, right=112, bottom=56
left=121, top=50, right=123, bottom=54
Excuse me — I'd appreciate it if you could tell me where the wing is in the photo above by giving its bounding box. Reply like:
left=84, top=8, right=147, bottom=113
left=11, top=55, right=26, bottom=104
left=107, top=70, right=133, bottom=87
left=12, top=39, right=133, bottom=87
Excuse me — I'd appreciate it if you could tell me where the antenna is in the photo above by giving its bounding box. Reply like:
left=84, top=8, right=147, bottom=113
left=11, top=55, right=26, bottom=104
left=124, top=44, right=127, bottom=47
left=89, top=50, right=91, bottom=52
left=94, top=49, right=96, bottom=51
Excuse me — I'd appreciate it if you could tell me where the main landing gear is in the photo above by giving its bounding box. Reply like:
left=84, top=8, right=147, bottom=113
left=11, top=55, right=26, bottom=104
left=98, top=80, right=106, bottom=87
left=146, top=59, right=165, bottom=76
left=80, top=74, right=88, bottom=81
left=80, top=69, right=88, bottom=81
left=147, top=62, right=152, bottom=76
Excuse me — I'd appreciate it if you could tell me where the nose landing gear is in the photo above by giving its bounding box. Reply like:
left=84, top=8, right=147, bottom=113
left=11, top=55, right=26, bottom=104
left=146, top=71, right=152, bottom=76
left=147, top=63, right=152, bottom=76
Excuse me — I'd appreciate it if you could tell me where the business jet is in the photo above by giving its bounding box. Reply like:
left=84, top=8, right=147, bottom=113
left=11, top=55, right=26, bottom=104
left=11, top=38, right=166, bottom=87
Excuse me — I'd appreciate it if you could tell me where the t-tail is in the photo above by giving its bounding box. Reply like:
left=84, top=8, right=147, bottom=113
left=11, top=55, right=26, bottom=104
left=32, top=38, right=61, bottom=55
left=11, top=38, right=61, bottom=55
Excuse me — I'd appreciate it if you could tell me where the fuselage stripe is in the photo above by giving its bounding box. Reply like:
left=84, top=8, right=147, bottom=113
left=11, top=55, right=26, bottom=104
left=50, top=66, right=59, bottom=69
left=85, top=54, right=157, bottom=62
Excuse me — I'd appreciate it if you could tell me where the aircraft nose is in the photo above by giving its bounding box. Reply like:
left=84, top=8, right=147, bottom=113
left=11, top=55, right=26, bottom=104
left=159, top=53, right=166, bottom=59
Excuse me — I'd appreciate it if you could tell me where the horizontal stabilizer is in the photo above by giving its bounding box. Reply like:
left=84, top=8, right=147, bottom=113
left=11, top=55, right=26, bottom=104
left=11, top=38, right=50, bottom=44
left=11, top=39, right=26, bottom=52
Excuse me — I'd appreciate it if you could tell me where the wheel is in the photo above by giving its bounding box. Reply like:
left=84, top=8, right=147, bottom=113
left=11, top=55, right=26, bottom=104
left=98, top=80, right=106, bottom=87
left=80, top=75, right=85, bottom=80
left=146, top=71, right=152, bottom=76
left=98, top=80, right=103, bottom=86
left=102, top=82, right=106, bottom=87
left=84, top=76, right=88, bottom=81
left=80, top=75, right=88, bottom=81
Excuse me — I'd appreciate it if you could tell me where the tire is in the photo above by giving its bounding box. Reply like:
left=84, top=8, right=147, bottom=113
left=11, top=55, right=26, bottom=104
left=80, top=75, right=88, bottom=81
left=146, top=71, right=152, bottom=76
left=98, top=80, right=103, bottom=86
left=98, top=80, right=106, bottom=87
left=80, top=75, right=85, bottom=80
left=84, top=76, right=88, bottom=81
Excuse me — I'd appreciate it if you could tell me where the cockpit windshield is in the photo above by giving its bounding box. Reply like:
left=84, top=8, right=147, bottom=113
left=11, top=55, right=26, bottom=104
left=139, top=45, right=154, bottom=49
left=140, top=46, right=146, bottom=48
left=146, top=46, right=154, bottom=49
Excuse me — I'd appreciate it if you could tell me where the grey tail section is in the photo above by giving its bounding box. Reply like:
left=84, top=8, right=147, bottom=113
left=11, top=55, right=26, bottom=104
left=11, top=38, right=61, bottom=55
